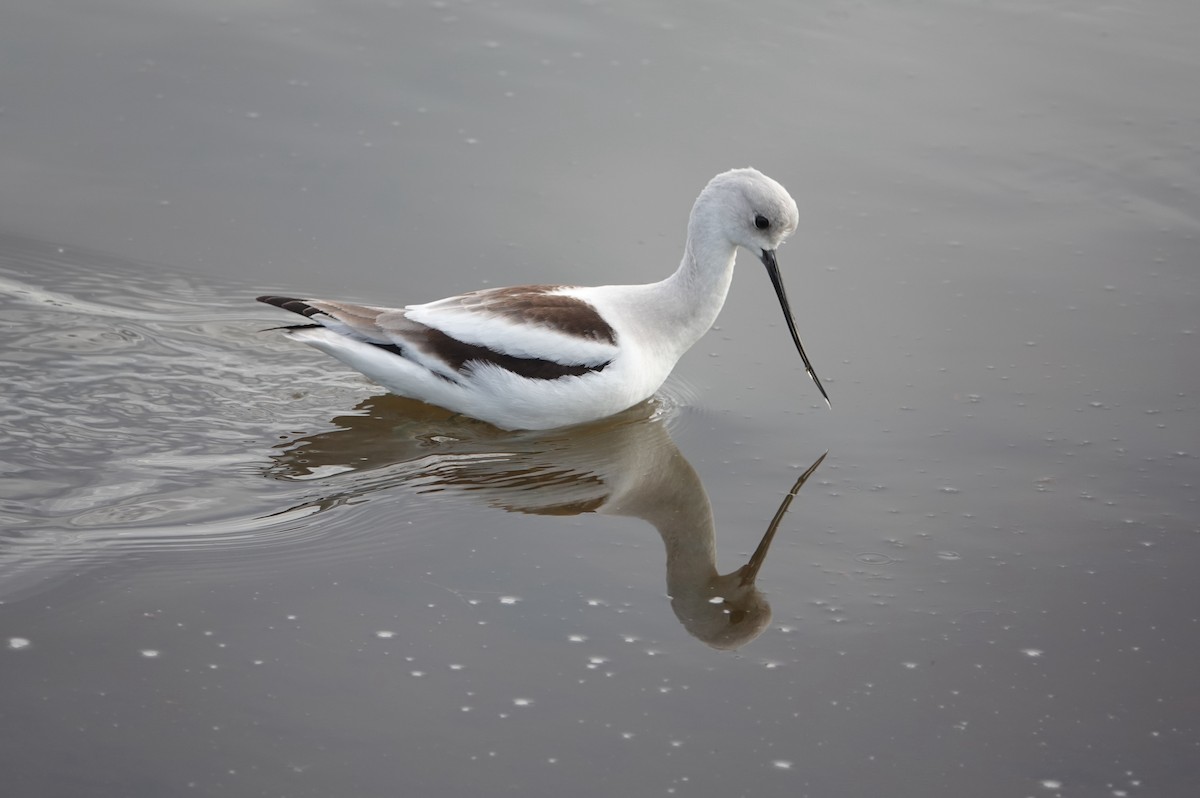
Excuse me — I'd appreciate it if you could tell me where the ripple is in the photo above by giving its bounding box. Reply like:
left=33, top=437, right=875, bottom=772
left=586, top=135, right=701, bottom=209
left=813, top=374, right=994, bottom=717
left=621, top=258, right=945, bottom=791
left=0, top=238, right=413, bottom=597
left=11, top=321, right=146, bottom=354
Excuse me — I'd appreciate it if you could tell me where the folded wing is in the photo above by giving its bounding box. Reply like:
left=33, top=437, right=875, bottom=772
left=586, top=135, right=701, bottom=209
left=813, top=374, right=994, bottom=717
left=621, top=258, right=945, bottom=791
left=258, top=286, right=619, bottom=382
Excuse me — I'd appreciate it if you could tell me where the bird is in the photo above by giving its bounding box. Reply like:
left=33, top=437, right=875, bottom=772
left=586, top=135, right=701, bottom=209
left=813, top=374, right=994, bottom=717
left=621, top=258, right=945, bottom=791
left=257, top=167, right=829, bottom=430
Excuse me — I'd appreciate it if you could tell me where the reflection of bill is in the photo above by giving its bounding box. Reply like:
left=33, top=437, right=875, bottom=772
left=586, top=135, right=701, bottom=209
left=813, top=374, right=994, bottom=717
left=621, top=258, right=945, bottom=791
left=269, top=395, right=826, bottom=650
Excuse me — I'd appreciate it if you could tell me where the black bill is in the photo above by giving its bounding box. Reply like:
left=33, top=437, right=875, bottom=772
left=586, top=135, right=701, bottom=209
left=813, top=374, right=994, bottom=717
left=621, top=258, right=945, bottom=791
left=760, top=248, right=831, bottom=407
left=739, top=452, right=828, bottom=586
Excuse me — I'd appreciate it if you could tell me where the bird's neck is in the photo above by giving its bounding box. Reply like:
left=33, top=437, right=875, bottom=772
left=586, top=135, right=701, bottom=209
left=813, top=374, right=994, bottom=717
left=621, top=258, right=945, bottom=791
left=650, top=218, right=739, bottom=356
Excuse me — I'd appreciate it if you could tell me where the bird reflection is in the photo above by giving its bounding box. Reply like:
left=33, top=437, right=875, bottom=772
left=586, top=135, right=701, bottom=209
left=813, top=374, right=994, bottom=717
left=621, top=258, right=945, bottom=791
left=267, top=395, right=825, bottom=650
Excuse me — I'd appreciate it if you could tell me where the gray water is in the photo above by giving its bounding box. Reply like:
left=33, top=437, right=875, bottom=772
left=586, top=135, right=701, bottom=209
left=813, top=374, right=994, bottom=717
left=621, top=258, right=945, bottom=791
left=2, top=1, right=1198, bottom=796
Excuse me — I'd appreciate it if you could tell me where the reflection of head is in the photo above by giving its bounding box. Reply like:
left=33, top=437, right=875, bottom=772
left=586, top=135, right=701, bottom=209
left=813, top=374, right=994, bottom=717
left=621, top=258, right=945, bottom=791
left=670, top=578, right=773, bottom=651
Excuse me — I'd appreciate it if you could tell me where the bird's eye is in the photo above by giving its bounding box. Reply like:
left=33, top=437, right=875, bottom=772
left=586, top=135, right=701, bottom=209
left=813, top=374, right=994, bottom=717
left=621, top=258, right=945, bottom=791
left=754, top=214, right=770, bottom=230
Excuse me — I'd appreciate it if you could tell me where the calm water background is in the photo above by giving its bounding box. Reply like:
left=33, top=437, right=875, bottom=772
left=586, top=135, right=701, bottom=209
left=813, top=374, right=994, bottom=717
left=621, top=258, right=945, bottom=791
left=2, top=1, right=1198, bottom=796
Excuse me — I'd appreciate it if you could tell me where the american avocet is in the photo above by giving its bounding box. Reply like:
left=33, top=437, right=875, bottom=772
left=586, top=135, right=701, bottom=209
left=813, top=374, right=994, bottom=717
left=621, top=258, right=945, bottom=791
left=258, top=168, right=829, bottom=430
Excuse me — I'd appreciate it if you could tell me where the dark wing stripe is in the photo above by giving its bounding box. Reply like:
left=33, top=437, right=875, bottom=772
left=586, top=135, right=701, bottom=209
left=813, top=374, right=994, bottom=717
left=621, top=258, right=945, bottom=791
left=257, top=295, right=324, bottom=318
left=374, top=327, right=609, bottom=381
left=459, top=286, right=617, bottom=345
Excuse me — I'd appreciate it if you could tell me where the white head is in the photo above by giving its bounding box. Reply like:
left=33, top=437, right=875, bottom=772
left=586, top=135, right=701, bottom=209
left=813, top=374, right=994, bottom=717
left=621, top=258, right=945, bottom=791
left=696, top=167, right=830, bottom=406
left=696, top=167, right=800, bottom=255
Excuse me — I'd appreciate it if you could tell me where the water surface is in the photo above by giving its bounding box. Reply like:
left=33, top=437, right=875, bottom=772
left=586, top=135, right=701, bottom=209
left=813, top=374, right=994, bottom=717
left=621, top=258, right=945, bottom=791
left=2, top=1, right=1198, bottom=796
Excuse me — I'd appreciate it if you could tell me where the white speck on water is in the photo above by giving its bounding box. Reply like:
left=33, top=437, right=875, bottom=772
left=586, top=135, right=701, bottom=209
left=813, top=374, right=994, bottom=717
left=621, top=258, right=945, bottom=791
left=708, top=596, right=725, bottom=604
left=939, top=486, right=960, bottom=494
left=410, top=671, right=425, bottom=677
left=513, top=698, right=533, bottom=707
left=903, top=662, right=918, bottom=669
left=449, top=663, right=464, bottom=671
left=1023, top=648, right=1044, bottom=658
left=375, top=630, right=396, bottom=639
left=8, top=637, right=30, bottom=650
left=622, top=635, right=639, bottom=643
left=773, top=760, right=793, bottom=770
left=140, top=649, right=160, bottom=658
left=568, top=634, right=587, bottom=643
left=937, top=551, right=961, bottom=561
left=1040, top=779, right=1062, bottom=789
left=498, top=596, right=520, bottom=605
left=621, top=732, right=635, bottom=739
